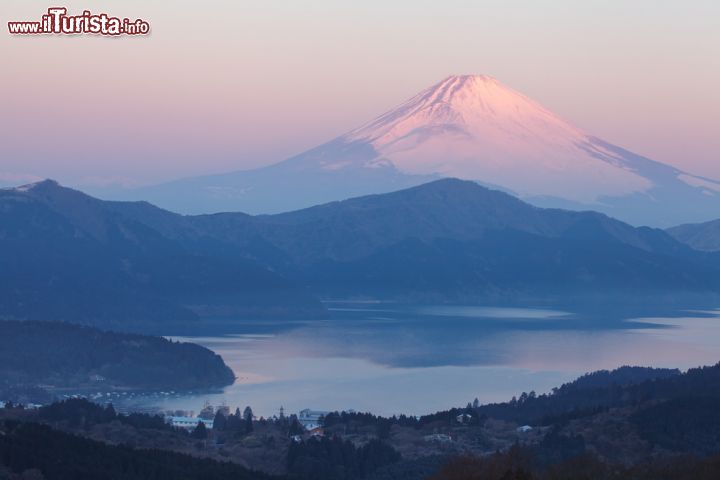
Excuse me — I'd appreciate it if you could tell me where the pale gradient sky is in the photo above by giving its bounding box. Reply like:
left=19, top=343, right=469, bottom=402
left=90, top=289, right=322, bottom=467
left=1, top=0, right=718, bottom=187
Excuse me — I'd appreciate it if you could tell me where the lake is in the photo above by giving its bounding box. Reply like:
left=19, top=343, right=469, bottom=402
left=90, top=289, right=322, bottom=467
left=113, top=302, right=720, bottom=418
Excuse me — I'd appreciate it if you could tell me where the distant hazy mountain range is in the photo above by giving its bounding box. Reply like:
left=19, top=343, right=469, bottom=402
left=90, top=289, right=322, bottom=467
left=97, top=75, right=720, bottom=228
left=667, top=219, right=720, bottom=252
left=3, top=178, right=719, bottom=331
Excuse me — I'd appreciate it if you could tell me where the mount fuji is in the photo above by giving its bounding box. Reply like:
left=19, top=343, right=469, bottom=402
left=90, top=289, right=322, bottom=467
left=103, top=75, right=720, bottom=227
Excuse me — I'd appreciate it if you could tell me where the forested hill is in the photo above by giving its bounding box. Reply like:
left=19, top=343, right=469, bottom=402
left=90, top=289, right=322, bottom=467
left=0, top=321, right=235, bottom=397
left=0, top=420, right=276, bottom=480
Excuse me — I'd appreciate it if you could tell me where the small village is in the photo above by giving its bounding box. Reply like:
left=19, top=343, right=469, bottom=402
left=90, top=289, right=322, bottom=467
left=155, top=401, right=543, bottom=465
left=1, top=396, right=540, bottom=456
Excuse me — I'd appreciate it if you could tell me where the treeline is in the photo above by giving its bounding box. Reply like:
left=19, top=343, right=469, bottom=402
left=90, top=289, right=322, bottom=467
left=308, top=366, right=711, bottom=436
left=0, top=320, right=235, bottom=392
left=558, top=366, right=680, bottom=390
left=38, top=398, right=172, bottom=431
left=0, top=420, right=276, bottom=480
left=212, top=406, right=256, bottom=437
left=320, top=367, right=681, bottom=433
left=384, top=364, right=705, bottom=427
left=471, top=365, right=684, bottom=424
left=287, top=436, right=400, bottom=480
left=322, top=408, right=484, bottom=437
left=323, top=412, right=409, bottom=438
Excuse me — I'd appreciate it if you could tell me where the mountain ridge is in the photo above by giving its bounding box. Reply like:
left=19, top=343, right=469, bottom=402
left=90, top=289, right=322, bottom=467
left=667, top=218, right=720, bottom=252
left=93, top=75, right=720, bottom=227
left=0, top=181, right=325, bottom=333
left=10, top=177, right=717, bottom=306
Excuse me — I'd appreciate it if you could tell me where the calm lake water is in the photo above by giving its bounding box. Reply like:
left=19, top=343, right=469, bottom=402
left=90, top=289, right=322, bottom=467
left=115, top=302, right=720, bottom=418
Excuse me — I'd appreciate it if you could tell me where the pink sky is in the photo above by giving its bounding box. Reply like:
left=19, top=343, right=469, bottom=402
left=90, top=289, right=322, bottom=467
left=1, top=0, right=718, bottom=187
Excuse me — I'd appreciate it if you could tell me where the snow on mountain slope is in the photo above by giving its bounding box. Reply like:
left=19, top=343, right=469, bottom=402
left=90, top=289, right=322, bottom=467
left=95, top=75, right=720, bottom=226
left=343, top=75, right=653, bottom=202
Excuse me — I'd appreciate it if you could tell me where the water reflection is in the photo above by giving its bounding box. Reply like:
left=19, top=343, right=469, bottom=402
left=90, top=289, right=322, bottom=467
left=120, top=304, right=720, bottom=417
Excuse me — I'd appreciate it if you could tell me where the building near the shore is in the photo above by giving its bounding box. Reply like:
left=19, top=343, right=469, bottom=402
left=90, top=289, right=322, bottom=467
left=298, top=408, right=331, bottom=427
left=167, top=416, right=214, bottom=430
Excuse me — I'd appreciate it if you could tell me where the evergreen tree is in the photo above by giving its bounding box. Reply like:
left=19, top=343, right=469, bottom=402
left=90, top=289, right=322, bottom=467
left=191, top=421, right=208, bottom=439
left=227, top=409, right=244, bottom=433
left=243, top=406, right=254, bottom=433
left=288, top=416, right=304, bottom=436
left=213, top=410, right=227, bottom=431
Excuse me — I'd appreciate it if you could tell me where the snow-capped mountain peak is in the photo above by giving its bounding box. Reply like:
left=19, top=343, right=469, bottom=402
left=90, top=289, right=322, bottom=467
left=347, top=74, right=580, bottom=145
left=102, top=74, right=720, bottom=227
left=343, top=74, right=656, bottom=202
